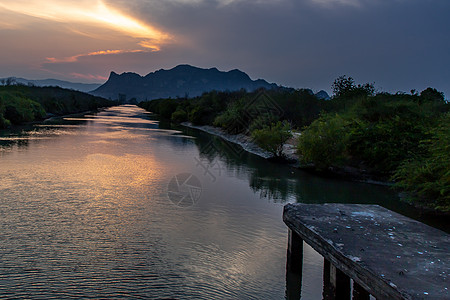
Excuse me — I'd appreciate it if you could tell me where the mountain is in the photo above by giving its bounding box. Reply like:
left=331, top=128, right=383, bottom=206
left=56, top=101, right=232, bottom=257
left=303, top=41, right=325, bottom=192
left=315, top=90, right=330, bottom=100
left=1, top=77, right=102, bottom=93
left=91, top=65, right=278, bottom=101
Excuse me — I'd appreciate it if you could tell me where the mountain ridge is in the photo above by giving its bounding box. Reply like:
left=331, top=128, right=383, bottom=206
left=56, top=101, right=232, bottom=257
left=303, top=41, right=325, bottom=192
left=91, top=65, right=279, bottom=101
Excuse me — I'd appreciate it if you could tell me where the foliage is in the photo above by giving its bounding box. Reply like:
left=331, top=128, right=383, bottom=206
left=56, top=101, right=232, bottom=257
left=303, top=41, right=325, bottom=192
left=248, top=113, right=280, bottom=132
left=0, top=95, right=11, bottom=128
left=0, top=84, right=115, bottom=128
left=419, top=87, right=445, bottom=104
left=159, top=100, right=179, bottom=119
left=138, top=78, right=449, bottom=212
left=346, top=95, right=438, bottom=173
left=251, top=121, right=292, bottom=157
left=0, top=90, right=45, bottom=126
left=297, top=113, right=351, bottom=170
left=171, top=109, right=188, bottom=123
left=393, top=113, right=450, bottom=211
left=213, top=98, right=248, bottom=133
left=331, top=75, right=375, bottom=99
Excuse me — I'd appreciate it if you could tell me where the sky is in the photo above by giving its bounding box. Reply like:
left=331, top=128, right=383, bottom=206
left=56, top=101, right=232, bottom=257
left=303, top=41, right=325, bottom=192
left=0, top=0, right=449, bottom=97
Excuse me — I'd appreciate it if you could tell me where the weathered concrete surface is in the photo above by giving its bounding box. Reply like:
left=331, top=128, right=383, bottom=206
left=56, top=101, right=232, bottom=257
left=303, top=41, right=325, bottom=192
left=283, top=203, right=449, bottom=300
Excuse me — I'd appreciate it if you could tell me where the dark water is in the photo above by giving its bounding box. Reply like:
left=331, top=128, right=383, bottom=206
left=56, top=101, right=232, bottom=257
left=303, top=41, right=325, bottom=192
left=0, top=105, right=444, bottom=299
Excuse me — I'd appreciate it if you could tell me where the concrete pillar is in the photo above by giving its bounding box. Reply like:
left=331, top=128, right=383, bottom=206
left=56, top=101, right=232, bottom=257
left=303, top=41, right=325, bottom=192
left=286, top=229, right=303, bottom=300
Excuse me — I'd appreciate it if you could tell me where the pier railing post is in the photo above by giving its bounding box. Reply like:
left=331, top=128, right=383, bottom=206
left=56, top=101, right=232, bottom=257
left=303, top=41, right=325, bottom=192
left=287, top=229, right=303, bottom=273
left=286, top=229, right=303, bottom=300
left=323, top=258, right=351, bottom=299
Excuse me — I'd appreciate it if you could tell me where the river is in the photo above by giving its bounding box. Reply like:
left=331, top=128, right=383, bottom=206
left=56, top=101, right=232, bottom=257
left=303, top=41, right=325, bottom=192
left=0, top=105, right=443, bottom=299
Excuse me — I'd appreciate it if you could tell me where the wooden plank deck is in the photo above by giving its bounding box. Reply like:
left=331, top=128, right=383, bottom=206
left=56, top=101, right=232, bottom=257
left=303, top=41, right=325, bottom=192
left=283, top=203, right=449, bottom=299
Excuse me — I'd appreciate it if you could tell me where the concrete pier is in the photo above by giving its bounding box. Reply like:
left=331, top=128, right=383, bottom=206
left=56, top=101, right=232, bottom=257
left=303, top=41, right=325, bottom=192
left=283, top=203, right=449, bottom=299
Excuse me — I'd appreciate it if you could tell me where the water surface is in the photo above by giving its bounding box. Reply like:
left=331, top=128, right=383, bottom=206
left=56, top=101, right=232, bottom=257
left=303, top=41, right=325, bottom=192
left=0, top=105, right=441, bottom=299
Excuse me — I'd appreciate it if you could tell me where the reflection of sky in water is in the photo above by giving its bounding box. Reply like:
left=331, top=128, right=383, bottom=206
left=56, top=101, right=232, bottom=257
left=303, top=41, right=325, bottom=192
left=1, top=105, right=308, bottom=298
left=1, top=105, right=425, bottom=299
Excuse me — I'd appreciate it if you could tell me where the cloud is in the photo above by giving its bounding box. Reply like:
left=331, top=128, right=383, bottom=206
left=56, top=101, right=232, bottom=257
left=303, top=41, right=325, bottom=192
left=309, top=0, right=362, bottom=7
left=0, top=0, right=172, bottom=49
left=0, top=0, right=449, bottom=97
left=46, top=49, right=146, bottom=64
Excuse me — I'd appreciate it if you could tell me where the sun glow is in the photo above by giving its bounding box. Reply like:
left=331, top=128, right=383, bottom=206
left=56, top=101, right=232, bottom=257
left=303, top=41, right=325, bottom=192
left=0, top=0, right=171, bottom=47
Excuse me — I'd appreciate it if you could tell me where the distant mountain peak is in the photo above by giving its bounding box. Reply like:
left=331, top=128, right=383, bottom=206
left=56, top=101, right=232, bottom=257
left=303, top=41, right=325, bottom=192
left=92, top=65, right=278, bottom=101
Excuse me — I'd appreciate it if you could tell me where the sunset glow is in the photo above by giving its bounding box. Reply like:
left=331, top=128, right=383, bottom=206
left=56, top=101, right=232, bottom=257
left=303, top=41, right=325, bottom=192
left=0, top=0, right=171, bottom=79
left=46, top=49, right=146, bottom=64
left=0, top=0, right=448, bottom=96
left=0, top=0, right=170, bottom=42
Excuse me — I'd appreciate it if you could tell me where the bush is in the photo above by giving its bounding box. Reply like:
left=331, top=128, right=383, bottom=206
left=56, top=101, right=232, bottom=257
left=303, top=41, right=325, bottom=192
left=0, top=91, right=46, bottom=124
left=213, top=104, right=247, bottom=134
left=188, top=106, right=214, bottom=125
left=251, top=121, right=292, bottom=157
left=393, top=112, right=450, bottom=211
left=249, top=113, right=280, bottom=132
left=159, top=100, right=178, bottom=119
left=297, top=114, right=350, bottom=170
left=171, top=110, right=188, bottom=122
left=0, top=114, right=10, bottom=128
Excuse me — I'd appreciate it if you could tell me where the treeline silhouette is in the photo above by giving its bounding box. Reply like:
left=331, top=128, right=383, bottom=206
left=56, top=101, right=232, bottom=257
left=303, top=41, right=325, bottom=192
left=0, top=82, right=116, bottom=128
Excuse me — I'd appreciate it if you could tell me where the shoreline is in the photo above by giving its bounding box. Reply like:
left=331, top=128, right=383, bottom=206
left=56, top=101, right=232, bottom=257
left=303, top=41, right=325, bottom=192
left=180, top=121, right=392, bottom=186
left=0, top=107, right=112, bottom=132
left=180, top=121, right=450, bottom=216
left=181, top=122, right=273, bottom=159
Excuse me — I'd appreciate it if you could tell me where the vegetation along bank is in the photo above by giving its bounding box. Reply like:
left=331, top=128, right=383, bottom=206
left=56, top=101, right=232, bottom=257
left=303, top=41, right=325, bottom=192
left=0, top=82, right=116, bottom=128
left=139, top=76, right=449, bottom=213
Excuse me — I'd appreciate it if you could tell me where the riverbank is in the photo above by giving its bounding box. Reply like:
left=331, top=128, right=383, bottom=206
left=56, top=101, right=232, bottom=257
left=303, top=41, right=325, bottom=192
left=181, top=122, right=273, bottom=159
left=181, top=122, right=392, bottom=186
left=181, top=122, right=450, bottom=217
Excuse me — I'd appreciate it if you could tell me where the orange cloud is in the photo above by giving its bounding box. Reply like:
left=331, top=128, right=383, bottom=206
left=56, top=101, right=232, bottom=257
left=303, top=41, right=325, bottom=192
left=0, top=0, right=173, bottom=47
left=46, top=49, right=145, bottom=64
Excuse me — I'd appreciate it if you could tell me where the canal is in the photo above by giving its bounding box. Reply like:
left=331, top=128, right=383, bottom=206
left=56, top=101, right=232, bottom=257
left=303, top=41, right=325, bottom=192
left=0, top=105, right=442, bottom=299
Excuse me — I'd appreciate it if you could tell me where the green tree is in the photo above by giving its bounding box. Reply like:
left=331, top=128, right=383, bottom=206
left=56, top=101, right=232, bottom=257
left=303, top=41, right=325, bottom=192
left=332, top=75, right=357, bottom=98
left=331, top=75, right=375, bottom=103
left=420, top=87, right=445, bottom=104
left=171, top=109, right=188, bottom=122
left=297, top=114, right=350, bottom=170
left=251, top=121, right=292, bottom=158
left=393, top=112, right=450, bottom=211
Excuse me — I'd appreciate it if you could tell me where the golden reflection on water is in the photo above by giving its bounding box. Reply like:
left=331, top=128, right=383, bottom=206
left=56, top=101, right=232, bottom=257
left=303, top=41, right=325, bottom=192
left=0, top=105, right=302, bottom=299
left=77, top=153, right=162, bottom=189
left=64, top=116, right=159, bottom=125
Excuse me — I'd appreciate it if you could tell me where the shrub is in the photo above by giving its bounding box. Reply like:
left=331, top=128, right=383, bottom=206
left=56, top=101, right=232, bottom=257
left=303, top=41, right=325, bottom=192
left=297, top=114, right=350, bottom=170
left=393, top=112, right=450, bottom=211
left=0, top=91, right=46, bottom=124
left=171, top=110, right=188, bottom=122
left=251, top=121, right=292, bottom=157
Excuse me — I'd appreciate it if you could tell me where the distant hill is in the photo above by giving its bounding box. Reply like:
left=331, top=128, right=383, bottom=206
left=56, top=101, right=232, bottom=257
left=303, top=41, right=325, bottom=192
left=0, top=77, right=102, bottom=93
left=315, top=90, right=330, bottom=100
left=91, top=65, right=279, bottom=101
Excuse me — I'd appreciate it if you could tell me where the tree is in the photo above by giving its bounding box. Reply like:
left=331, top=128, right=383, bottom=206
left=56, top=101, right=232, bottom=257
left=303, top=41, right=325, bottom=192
left=332, top=75, right=375, bottom=99
left=393, top=112, right=450, bottom=212
left=251, top=121, right=292, bottom=158
left=420, top=87, right=445, bottom=104
left=332, top=75, right=356, bottom=98
left=297, top=113, right=350, bottom=170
